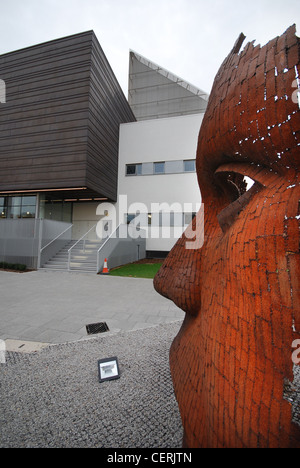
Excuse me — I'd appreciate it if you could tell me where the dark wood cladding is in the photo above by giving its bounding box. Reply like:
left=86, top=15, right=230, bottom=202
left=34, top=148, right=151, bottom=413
left=0, top=31, right=136, bottom=201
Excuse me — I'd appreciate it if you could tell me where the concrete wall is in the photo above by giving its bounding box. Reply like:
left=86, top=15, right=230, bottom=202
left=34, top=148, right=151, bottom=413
left=72, top=202, right=105, bottom=240
left=39, top=220, right=73, bottom=267
left=97, top=224, right=146, bottom=272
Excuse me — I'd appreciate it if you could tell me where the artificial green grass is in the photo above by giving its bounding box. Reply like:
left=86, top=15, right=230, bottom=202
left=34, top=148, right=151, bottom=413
left=109, top=262, right=163, bottom=279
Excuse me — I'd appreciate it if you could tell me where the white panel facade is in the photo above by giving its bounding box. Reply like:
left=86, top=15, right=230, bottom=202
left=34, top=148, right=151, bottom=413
left=117, top=113, right=203, bottom=252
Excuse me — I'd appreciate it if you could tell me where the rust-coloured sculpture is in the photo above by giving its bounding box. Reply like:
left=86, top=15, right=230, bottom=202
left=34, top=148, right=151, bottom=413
left=154, top=25, right=300, bottom=448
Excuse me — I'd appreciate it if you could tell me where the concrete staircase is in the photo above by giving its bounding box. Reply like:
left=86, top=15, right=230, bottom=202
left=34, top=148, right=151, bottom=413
left=40, top=239, right=104, bottom=273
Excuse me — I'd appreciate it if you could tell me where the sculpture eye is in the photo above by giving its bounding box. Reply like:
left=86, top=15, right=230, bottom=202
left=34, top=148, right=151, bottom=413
left=214, top=170, right=261, bottom=232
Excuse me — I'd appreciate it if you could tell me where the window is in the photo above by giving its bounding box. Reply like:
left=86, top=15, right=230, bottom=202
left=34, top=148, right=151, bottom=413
left=126, top=214, right=136, bottom=224
left=125, top=160, right=195, bottom=177
left=126, top=164, right=142, bottom=176
left=2, top=195, right=37, bottom=219
left=126, top=213, right=150, bottom=227
left=184, top=212, right=196, bottom=225
left=184, top=160, right=196, bottom=172
left=0, top=197, right=6, bottom=218
left=21, top=196, right=36, bottom=218
left=150, top=212, right=185, bottom=227
left=154, top=162, right=165, bottom=174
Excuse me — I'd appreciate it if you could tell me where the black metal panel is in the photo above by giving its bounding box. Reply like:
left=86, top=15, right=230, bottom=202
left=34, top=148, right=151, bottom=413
left=0, top=31, right=136, bottom=199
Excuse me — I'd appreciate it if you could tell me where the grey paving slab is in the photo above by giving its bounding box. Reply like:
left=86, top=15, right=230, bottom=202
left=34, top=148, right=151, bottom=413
left=0, top=270, right=184, bottom=345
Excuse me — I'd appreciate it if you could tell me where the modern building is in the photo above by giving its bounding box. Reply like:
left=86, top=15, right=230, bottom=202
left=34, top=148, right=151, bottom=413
left=0, top=30, right=135, bottom=220
left=0, top=32, right=208, bottom=270
left=117, top=114, right=205, bottom=256
left=117, top=52, right=208, bottom=256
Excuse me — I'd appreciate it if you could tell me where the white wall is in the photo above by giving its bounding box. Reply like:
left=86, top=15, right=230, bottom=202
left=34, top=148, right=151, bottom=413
left=117, top=113, right=203, bottom=252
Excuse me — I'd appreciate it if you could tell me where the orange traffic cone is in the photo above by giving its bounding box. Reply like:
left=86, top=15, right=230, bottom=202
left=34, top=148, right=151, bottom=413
left=102, top=258, right=109, bottom=275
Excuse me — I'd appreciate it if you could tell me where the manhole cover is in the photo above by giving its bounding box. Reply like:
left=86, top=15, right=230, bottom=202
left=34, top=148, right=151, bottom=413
left=86, top=322, right=110, bottom=335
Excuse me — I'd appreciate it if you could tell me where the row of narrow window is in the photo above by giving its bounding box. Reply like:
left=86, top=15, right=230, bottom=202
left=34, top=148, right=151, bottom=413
left=126, top=212, right=196, bottom=226
left=126, top=159, right=196, bottom=176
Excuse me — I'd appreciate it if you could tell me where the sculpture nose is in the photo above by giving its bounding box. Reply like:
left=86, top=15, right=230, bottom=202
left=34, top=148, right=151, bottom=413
left=154, top=216, right=203, bottom=316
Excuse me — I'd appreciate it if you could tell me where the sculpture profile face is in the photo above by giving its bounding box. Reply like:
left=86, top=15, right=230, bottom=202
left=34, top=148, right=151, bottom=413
left=154, top=25, right=300, bottom=448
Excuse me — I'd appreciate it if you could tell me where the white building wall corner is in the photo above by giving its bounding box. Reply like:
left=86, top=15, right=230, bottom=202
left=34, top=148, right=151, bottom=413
left=117, top=113, right=203, bottom=253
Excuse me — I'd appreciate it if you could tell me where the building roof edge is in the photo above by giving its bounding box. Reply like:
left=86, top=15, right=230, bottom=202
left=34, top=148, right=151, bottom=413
left=129, top=50, right=209, bottom=100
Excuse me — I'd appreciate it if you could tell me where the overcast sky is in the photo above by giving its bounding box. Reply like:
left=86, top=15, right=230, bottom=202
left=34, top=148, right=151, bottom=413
left=0, top=0, right=299, bottom=95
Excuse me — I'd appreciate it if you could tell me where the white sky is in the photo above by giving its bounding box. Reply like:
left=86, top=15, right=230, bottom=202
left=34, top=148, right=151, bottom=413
left=0, top=0, right=299, bottom=96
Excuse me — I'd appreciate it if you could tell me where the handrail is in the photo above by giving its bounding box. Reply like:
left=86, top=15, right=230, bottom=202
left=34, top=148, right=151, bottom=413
left=40, top=224, right=73, bottom=253
left=97, top=223, right=121, bottom=273
left=68, top=224, right=97, bottom=271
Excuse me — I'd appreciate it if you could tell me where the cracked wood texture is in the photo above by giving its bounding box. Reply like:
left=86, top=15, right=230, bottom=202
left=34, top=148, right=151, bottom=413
left=154, top=25, right=300, bottom=448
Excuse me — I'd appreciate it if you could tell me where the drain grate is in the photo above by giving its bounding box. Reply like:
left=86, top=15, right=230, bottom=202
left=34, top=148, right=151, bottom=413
left=86, top=322, right=110, bottom=335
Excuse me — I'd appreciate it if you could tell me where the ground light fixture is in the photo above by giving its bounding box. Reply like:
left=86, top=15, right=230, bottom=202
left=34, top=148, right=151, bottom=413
left=98, top=357, right=120, bottom=383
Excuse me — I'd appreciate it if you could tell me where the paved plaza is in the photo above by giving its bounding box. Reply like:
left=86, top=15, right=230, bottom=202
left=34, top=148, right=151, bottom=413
left=0, top=269, right=185, bottom=448
left=0, top=269, right=184, bottom=350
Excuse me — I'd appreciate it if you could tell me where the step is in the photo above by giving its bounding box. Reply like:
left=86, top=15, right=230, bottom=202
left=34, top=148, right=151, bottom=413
left=54, top=254, right=97, bottom=260
left=40, top=238, right=104, bottom=272
left=42, top=263, right=96, bottom=270
left=60, top=248, right=102, bottom=253
left=69, top=241, right=103, bottom=247
left=41, top=266, right=96, bottom=272
left=45, top=260, right=97, bottom=267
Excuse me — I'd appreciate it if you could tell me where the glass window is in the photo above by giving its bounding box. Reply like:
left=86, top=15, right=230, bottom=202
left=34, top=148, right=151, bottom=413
left=21, top=196, right=36, bottom=218
left=8, top=205, right=21, bottom=219
left=184, top=212, right=196, bottom=225
left=126, top=213, right=150, bottom=226
left=5, top=195, right=37, bottom=219
left=43, top=200, right=71, bottom=222
left=21, top=205, right=36, bottom=218
left=126, top=165, right=137, bottom=175
left=126, top=164, right=142, bottom=176
left=10, top=196, right=22, bottom=207
left=159, top=212, right=184, bottom=227
left=0, top=197, right=6, bottom=218
left=22, top=196, right=36, bottom=206
left=154, top=162, right=165, bottom=174
left=184, top=160, right=196, bottom=172
left=126, top=214, right=136, bottom=224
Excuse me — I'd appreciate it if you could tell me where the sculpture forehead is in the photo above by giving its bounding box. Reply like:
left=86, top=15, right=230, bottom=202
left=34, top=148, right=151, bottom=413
left=196, top=25, right=300, bottom=177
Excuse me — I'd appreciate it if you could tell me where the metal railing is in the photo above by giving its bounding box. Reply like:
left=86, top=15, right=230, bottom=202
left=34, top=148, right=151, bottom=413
left=38, top=223, right=73, bottom=268
left=96, top=223, right=121, bottom=273
left=96, top=224, right=146, bottom=273
left=67, top=224, right=97, bottom=271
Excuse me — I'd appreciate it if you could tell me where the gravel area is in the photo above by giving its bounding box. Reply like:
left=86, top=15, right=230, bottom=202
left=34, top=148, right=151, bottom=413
left=284, top=364, right=300, bottom=427
left=0, top=322, right=183, bottom=448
